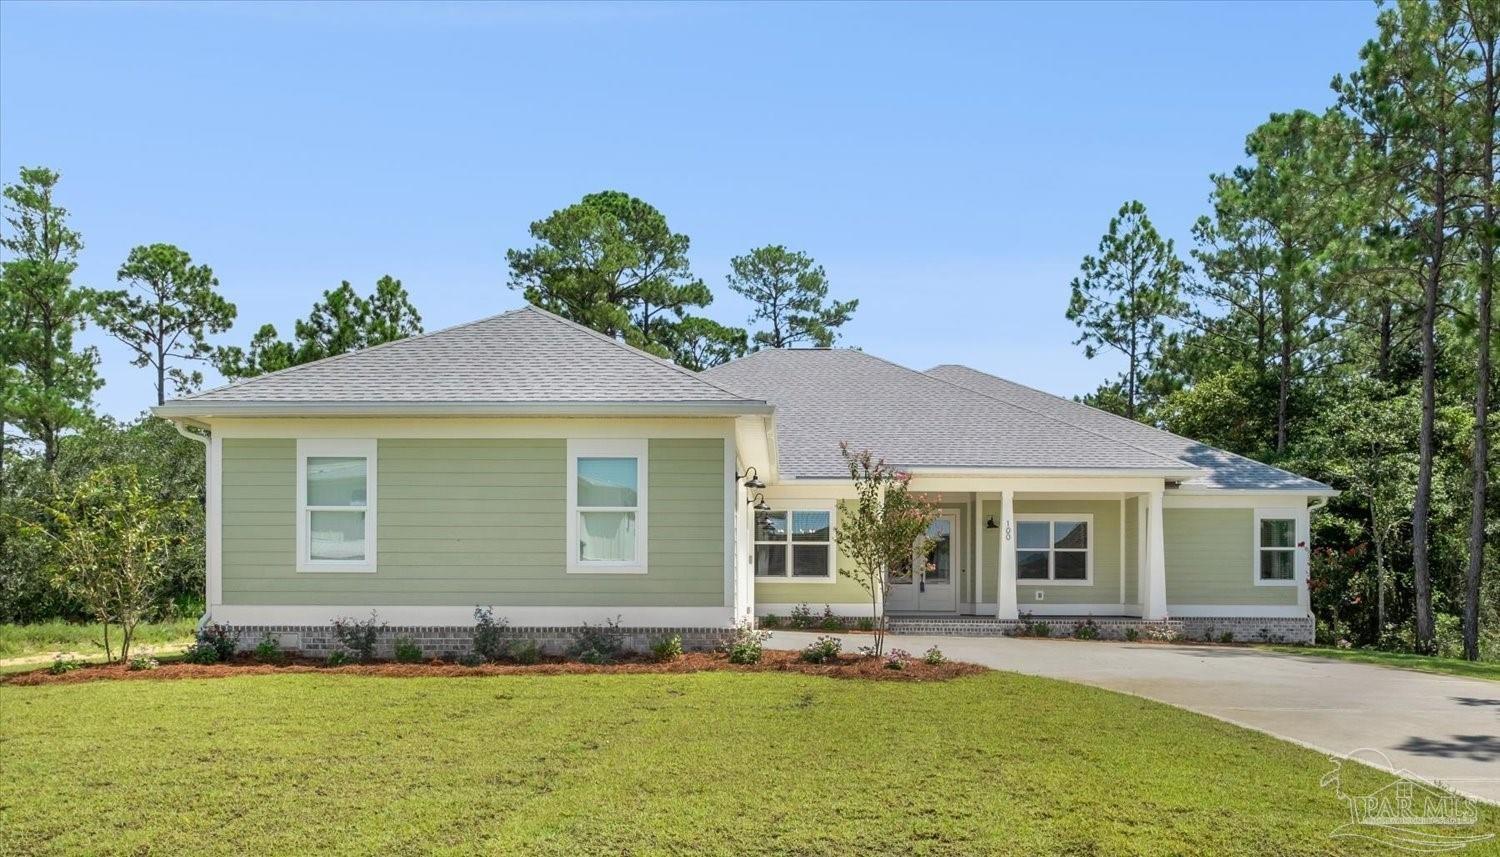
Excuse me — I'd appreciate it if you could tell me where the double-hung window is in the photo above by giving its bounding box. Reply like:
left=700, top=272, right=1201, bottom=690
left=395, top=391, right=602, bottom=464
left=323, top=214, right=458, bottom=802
left=297, top=439, right=377, bottom=573
left=1256, top=510, right=1298, bottom=584
left=754, top=506, right=834, bottom=580
left=1015, top=515, right=1090, bottom=584
left=567, top=439, right=648, bottom=573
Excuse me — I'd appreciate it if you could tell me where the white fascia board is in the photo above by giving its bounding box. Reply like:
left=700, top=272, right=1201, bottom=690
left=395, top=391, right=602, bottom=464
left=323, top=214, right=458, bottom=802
left=152, top=400, right=774, bottom=419
left=210, top=605, right=738, bottom=627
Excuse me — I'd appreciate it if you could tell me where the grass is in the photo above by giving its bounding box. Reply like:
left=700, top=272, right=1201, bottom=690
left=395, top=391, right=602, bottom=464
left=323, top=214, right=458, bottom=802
left=1262, top=645, right=1500, bottom=682
left=0, top=617, right=198, bottom=660
left=4, top=671, right=1488, bottom=855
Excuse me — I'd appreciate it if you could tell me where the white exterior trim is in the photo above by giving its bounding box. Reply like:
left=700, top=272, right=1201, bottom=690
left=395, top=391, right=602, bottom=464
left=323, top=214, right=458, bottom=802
left=208, top=433, right=223, bottom=607
left=1013, top=513, right=1094, bottom=586
left=155, top=400, right=772, bottom=419
left=566, top=438, right=649, bottom=575
left=997, top=489, right=1017, bottom=619
left=1169, top=605, right=1310, bottom=619
left=295, top=438, right=378, bottom=574
left=757, top=602, right=870, bottom=618
left=1252, top=507, right=1302, bottom=588
left=1018, top=603, right=1128, bottom=616
left=208, top=604, right=737, bottom=627
left=208, top=417, right=738, bottom=440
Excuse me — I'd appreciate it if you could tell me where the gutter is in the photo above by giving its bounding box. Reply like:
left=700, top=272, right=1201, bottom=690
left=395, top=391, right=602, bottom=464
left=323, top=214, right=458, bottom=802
left=151, top=399, right=774, bottom=419
left=169, top=419, right=212, bottom=634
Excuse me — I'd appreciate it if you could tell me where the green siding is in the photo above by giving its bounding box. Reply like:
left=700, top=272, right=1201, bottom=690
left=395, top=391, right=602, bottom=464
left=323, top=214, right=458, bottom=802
left=1164, top=508, right=1297, bottom=606
left=220, top=437, right=726, bottom=607
left=1014, top=499, right=1121, bottom=607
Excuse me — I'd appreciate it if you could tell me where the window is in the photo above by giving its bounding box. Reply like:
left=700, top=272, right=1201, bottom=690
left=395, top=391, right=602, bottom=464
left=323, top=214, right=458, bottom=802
left=296, top=439, right=376, bottom=573
left=754, top=507, right=833, bottom=580
left=567, top=439, right=648, bottom=573
left=1014, top=515, right=1090, bottom=584
left=1256, top=510, right=1298, bottom=584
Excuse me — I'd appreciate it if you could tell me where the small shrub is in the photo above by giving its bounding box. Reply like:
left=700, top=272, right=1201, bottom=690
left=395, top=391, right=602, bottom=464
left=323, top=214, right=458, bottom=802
left=49, top=654, right=82, bottom=675
left=884, top=648, right=911, bottom=670
left=472, top=606, right=509, bottom=662
left=507, top=639, right=542, bottom=665
left=799, top=635, right=842, bottom=664
left=651, top=634, right=684, bottom=662
left=1073, top=619, right=1100, bottom=640
left=855, top=616, right=875, bottom=632
left=253, top=634, right=286, bottom=665
left=1124, top=627, right=1140, bottom=642
left=1142, top=623, right=1179, bottom=643
left=1201, top=626, right=1217, bottom=643
left=325, top=650, right=351, bottom=667
left=856, top=644, right=877, bottom=658
left=182, top=642, right=221, bottom=665
left=760, top=614, right=782, bottom=629
left=1031, top=622, right=1052, bottom=638
left=331, top=611, right=386, bottom=663
left=721, top=624, right=767, bottom=664
left=196, top=623, right=240, bottom=662
left=456, top=651, right=485, bottom=667
left=1219, top=631, right=1235, bottom=645
left=568, top=616, right=625, bottom=665
left=923, top=645, right=946, bottom=666
left=789, top=603, right=814, bottom=629
left=128, top=655, right=159, bottom=671
left=819, top=605, right=842, bottom=631
left=393, top=636, right=422, bottom=664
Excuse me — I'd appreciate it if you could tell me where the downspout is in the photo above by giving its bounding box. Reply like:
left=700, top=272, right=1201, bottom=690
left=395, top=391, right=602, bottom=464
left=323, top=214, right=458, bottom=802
left=172, top=420, right=212, bottom=634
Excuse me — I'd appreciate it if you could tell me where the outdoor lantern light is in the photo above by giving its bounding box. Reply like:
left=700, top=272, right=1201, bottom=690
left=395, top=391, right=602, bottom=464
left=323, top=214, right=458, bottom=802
left=738, top=466, right=765, bottom=490
left=749, top=493, right=770, bottom=511
left=986, top=516, right=999, bottom=529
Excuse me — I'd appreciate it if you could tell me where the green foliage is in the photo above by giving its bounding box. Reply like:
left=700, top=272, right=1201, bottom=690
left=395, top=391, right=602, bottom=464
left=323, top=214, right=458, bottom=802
left=48, top=653, right=82, bottom=674
left=721, top=624, right=766, bottom=664
left=649, top=634, right=683, bottom=663
left=506, top=639, right=542, bottom=665
left=1124, top=628, right=1140, bottom=643
left=393, top=636, right=422, bottom=664
left=254, top=634, right=286, bottom=665
left=196, top=623, right=239, bottom=662
left=659, top=314, right=747, bottom=371
left=1065, top=200, right=1185, bottom=419
left=799, top=635, right=842, bottom=664
left=788, top=603, right=814, bottom=629
left=725, top=245, right=857, bottom=349
left=183, top=642, right=222, bottom=665
left=506, top=191, right=733, bottom=361
left=818, top=605, right=841, bottom=631
left=922, top=646, right=946, bottom=666
left=325, top=650, right=352, bottom=667
left=214, top=276, right=422, bottom=380
left=471, top=606, right=509, bottom=662
left=855, top=617, right=875, bottom=632
left=759, top=614, right=781, bottom=629
left=93, top=243, right=236, bottom=404
left=0, top=166, right=101, bottom=468
left=127, top=654, right=159, bottom=671
left=567, top=616, right=624, bottom=665
left=1072, top=619, right=1101, bottom=640
left=331, top=612, right=385, bottom=663
left=835, top=444, right=939, bottom=656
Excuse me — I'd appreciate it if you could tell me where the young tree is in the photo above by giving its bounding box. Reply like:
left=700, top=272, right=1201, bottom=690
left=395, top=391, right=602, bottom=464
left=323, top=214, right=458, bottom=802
left=215, top=276, right=422, bottom=380
left=23, top=465, right=188, bottom=661
left=506, top=191, right=714, bottom=356
left=1066, top=201, right=1186, bottom=420
left=725, top=245, right=858, bottom=349
left=94, top=243, right=237, bottom=405
left=0, top=167, right=100, bottom=469
left=1336, top=0, right=1479, bottom=652
left=834, top=443, right=938, bottom=656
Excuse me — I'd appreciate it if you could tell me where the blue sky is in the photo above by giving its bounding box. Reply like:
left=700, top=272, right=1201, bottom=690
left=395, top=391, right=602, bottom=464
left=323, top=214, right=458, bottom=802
left=0, top=1, right=1376, bottom=419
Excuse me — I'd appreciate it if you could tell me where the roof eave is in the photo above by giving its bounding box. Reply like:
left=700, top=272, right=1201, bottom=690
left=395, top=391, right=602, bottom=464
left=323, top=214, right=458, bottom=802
left=152, top=400, right=774, bottom=419
left=1172, top=485, right=1340, bottom=497
left=781, top=465, right=1205, bottom=482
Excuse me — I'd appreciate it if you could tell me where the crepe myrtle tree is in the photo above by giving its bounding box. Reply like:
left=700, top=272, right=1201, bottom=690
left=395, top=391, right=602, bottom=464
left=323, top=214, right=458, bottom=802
left=834, top=442, right=938, bottom=656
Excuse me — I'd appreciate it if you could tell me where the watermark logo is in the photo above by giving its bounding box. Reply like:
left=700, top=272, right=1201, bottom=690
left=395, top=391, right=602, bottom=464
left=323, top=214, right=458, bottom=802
left=1321, top=749, right=1493, bottom=853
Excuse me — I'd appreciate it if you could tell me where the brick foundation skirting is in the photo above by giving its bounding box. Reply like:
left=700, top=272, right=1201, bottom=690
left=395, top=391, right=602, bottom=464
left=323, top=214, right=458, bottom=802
left=224, top=625, right=728, bottom=658
left=884, top=615, right=1313, bottom=644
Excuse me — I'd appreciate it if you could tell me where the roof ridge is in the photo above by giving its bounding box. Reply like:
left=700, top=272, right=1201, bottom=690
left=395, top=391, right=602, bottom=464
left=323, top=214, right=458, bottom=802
left=177, top=306, right=530, bottom=402
left=518, top=305, right=762, bottom=402
left=845, top=351, right=1192, bottom=471
left=928, top=364, right=1318, bottom=483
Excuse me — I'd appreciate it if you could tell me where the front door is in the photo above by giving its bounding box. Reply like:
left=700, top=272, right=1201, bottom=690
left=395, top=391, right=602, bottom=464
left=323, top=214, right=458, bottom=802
left=886, top=512, right=959, bottom=613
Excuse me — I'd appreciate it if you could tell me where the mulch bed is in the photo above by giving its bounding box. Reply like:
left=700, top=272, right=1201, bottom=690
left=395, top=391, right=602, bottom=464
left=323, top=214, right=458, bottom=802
left=5, top=650, right=987, bottom=686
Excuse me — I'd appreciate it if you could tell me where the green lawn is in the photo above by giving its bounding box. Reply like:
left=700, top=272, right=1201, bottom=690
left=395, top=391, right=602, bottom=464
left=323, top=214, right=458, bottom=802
left=0, top=618, right=198, bottom=660
left=3, top=671, right=1486, bottom=855
left=1263, top=645, right=1500, bottom=682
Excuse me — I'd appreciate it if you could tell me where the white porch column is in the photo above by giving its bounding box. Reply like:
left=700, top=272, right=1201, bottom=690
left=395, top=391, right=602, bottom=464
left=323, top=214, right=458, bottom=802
left=997, top=489, right=1017, bottom=620
left=1142, top=488, right=1168, bottom=620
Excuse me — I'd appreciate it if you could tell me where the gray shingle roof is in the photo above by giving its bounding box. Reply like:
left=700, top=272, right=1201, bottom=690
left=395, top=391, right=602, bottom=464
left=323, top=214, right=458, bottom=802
left=925, top=363, right=1332, bottom=492
left=159, top=306, right=766, bottom=415
left=701, top=349, right=1200, bottom=478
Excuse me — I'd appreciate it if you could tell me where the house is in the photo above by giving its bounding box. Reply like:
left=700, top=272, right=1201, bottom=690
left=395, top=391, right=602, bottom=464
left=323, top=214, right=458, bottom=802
left=154, top=306, right=1334, bottom=652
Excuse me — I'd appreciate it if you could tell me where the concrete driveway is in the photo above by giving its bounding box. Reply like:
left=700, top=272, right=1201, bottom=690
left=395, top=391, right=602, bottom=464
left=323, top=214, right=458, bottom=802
left=766, top=630, right=1500, bottom=804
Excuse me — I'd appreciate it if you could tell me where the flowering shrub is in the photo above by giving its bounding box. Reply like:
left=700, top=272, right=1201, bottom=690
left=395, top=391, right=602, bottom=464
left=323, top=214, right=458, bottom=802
left=127, top=655, right=159, bottom=671
left=720, top=624, right=768, bottom=664
left=922, top=645, right=946, bottom=665
left=1072, top=619, right=1101, bottom=640
left=884, top=648, right=911, bottom=670
left=651, top=634, right=684, bottom=662
left=799, top=636, right=842, bottom=664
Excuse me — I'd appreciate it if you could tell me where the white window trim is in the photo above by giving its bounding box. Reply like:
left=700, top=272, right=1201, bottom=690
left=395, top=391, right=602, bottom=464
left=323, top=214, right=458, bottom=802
left=567, top=438, right=649, bottom=574
left=296, top=438, right=377, bottom=574
left=1013, top=513, right=1093, bottom=586
left=753, top=499, right=837, bottom=583
left=1254, top=507, right=1300, bottom=587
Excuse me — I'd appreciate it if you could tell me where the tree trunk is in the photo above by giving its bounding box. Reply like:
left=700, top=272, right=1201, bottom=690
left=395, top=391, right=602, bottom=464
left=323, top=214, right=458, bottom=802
left=1278, top=280, right=1293, bottom=454
left=1378, top=303, right=1392, bottom=383
left=1465, top=29, right=1496, bottom=662
left=1413, top=217, right=1443, bottom=655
